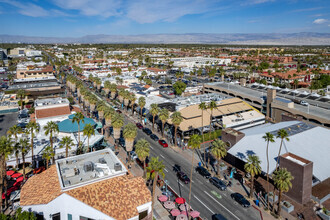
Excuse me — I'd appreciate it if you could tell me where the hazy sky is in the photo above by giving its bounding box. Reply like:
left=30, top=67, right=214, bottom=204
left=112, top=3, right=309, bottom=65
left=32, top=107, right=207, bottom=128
left=0, top=0, right=329, bottom=37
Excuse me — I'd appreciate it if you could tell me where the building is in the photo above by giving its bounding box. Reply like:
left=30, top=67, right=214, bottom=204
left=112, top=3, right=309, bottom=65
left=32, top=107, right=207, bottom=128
left=16, top=62, right=53, bottom=79
left=26, top=50, right=42, bottom=57
left=225, top=121, right=330, bottom=204
left=34, top=98, right=72, bottom=121
left=170, top=57, right=231, bottom=68
left=146, top=68, right=167, bottom=76
left=20, top=149, right=152, bottom=220
left=9, top=47, right=27, bottom=57
left=0, top=48, right=8, bottom=60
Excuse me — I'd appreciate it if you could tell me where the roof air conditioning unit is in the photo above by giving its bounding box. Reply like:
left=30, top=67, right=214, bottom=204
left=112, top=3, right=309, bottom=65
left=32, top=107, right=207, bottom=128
left=114, top=163, right=122, bottom=171
left=83, top=161, right=94, bottom=172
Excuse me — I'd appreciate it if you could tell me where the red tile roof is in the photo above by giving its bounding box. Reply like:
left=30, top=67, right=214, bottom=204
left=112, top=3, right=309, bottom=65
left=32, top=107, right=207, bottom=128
left=35, top=106, right=71, bottom=119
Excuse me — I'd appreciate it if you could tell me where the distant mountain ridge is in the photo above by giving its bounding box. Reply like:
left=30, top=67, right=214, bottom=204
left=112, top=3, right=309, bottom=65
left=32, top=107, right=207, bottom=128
left=1, top=32, right=330, bottom=45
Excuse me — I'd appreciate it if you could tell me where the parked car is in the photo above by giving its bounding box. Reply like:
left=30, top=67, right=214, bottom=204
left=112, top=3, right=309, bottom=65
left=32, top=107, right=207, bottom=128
left=136, top=123, right=143, bottom=129
left=300, top=100, right=309, bottom=106
left=136, top=157, right=149, bottom=168
left=195, top=166, right=211, bottom=179
left=130, top=151, right=138, bottom=160
left=150, top=134, right=159, bottom=141
left=158, top=140, right=168, bottom=148
left=209, top=177, right=227, bottom=191
left=173, top=164, right=181, bottom=172
left=118, top=137, right=125, bottom=147
left=142, top=127, right=152, bottom=135
left=212, top=214, right=227, bottom=220
left=231, top=193, right=250, bottom=208
left=177, top=171, right=190, bottom=184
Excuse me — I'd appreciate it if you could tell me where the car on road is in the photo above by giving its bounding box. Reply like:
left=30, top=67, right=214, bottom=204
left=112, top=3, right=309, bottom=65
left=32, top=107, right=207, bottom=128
left=158, top=140, right=168, bottom=148
left=209, top=177, right=227, bottom=191
left=177, top=171, right=190, bottom=184
left=173, top=164, right=181, bottom=172
left=195, top=166, right=211, bottom=179
left=136, top=123, right=143, bottom=129
left=212, top=214, right=227, bottom=220
left=231, top=193, right=250, bottom=208
left=150, top=134, right=159, bottom=141
left=142, top=127, right=152, bottom=135
left=300, top=100, right=309, bottom=106
left=118, top=137, right=125, bottom=147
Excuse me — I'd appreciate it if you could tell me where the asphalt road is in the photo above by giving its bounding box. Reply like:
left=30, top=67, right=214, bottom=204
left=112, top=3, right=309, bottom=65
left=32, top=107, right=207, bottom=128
left=0, top=112, right=18, bottom=136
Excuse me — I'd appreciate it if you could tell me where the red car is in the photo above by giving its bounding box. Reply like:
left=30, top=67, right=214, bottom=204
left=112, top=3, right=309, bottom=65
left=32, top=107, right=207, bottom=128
left=158, top=140, right=168, bottom=148
left=136, top=123, right=143, bottom=129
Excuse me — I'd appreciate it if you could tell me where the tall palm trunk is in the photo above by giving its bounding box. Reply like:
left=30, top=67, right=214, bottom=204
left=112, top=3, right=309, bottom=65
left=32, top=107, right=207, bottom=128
left=78, top=124, right=81, bottom=150
left=152, top=115, right=155, bottom=132
left=272, top=139, right=284, bottom=209
left=277, top=190, right=283, bottom=216
left=22, top=153, right=26, bottom=181
left=15, top=151, right=19, bottom=168
left=46, top=158, right=49, bottom=169
left=250, top=174, right=255, bottom=199
left=140, top=109, right=143, bottom=122
left=266, top=141, right=270, bottom=210
left=50, top=134, right=55, bottom=164
left=0, top=156, right=5, bottom=213
left=151, top=171, right=158, bottom=218
left=174, top=125, right=177, bottom=147
left=209, top=110, right=213, bottom=139
left=162, top=122, right=165, bottom=138
left=188, top=153, right=194, bottom=210
left=66, top=145, right=68, bottom=158
left=143, top=159, right=146, bottom=178
left=217, top=158, right=221, bottom=178
left=30, top=132, right=34, bottom=166
left=201, top=110, right=206, bottom=166
left=87, top=137, right=90, bottom=153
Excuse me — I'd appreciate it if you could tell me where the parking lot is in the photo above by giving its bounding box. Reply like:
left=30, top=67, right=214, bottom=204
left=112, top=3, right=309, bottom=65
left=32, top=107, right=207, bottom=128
left=0, top=112, right=18, bottom=136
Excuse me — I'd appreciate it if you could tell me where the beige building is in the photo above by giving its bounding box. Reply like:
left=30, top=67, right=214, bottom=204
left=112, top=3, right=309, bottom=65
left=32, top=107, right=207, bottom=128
left=16, top=64, right=53, bottom=79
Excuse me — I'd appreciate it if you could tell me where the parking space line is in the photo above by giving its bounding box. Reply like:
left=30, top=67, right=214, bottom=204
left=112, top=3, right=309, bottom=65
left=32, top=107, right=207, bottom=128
left=160, top=154, right=165, bottom=159
left=164, top=168, right=168, bottom=172
left=204, top=191, right=240, bottom=220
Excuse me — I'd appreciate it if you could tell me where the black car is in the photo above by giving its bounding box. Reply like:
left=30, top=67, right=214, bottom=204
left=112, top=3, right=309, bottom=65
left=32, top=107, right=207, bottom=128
left=212, top=214, right=227, bottom=220
left=177, top=171, right=190, bottom=184
left=118, top=137, right=125, bottom=147
left=17, top=123, right=27, bottom=129
left=150, top=134, right=159, bottom=141
left=173, top=164, right=181, bottom=172
left=195, top=166, right=211, bottom=179
left=209, top=177, right=227, bottom=191
left=142, top=127, right=152, bottom=135
left=231, top=193, right=250, bottom=208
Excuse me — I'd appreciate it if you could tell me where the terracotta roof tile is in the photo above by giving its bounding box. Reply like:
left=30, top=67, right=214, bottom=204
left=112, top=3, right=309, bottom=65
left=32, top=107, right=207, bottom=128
left=20, top=165, right=151, bottom=219
left=35, top=106, right=71, bottom=119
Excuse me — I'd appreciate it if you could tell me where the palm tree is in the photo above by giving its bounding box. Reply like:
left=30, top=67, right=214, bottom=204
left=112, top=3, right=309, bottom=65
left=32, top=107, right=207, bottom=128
left=170, top=111, right=183, bottom=147
left=244, top=155, right=262, bottom=199
left=19, top=138, right=29, bottom=180
left=188, top=134, right=201, bottom=209
left=150, top=103, right=159, bottom=132
left=25, top=121, right=39, bottom=166
left=275, top=129, right=289, bottom=170
left=104, top=107, right=115, bottom=127
left=104, top=80, right=111, bottom=97
left=262, top=132, right=275, bottom=210
left=7, top=125, right=22, bottom=167
left=159, top=108, right=169, bottom=139
left=44, top=121, right=59, bottom=163
left=17, top=89, right=26, bottom=110
left=123, top=123, right=137, bottom=152
left=97, top=101, right=107, bottom=121
left=210, top=139, right=227, bottom=178
left=208, top=101, right=217, bottom=139
left=135, top=139, right=150, bottom=178
left=42, top=146, right=54, bottom=169
left=72, top=112, right=85, bottom=150
left=129, top=93, right=136, bottom=115
left=112, top=112, right=124, bottom=139
left=123, top=90, right=131, bottom=110
left=59, top=136, right=74, bottom=158
left=83, top=123, right=95, bottom=152
left=109, top=83, right=117, bottom=99
left=146, top=157, right=165, bottom=218
left=138, top=96, right=146, bottom=122
left=0, top=136, right=13, bottom=213
left=273, top=168, right=293, bottom=217
left=199, top=102, right=207, bottom=164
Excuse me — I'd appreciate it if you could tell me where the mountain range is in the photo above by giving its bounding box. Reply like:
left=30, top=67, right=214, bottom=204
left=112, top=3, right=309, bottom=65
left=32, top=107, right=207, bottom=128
left=1, top=32, right=330, bottom=45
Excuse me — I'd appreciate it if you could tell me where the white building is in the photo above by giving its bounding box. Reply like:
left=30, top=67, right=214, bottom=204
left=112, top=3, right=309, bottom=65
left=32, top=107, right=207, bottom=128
left=20, top=149, right=152, bottom=220
left=170, top=57, right=231, bottom=68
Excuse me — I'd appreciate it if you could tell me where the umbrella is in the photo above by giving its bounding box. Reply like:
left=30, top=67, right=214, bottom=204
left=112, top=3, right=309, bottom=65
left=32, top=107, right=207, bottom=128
left=163, top=201, right=175, bottom=210
left=175, top=197, right=186, bottom=204
left=158, top=195, right=168, bottom=202
left=176, top=214, right=188, bottom=220
left=171, top=209, right=181, bottom=216
left=189, top=211, right=200, bottom=218
left=181, top=211, right=188, bottom=216
left=15, top=176, right=24, bottom=183
left=179, top=203, right=191, bottom=211
left=11, top=173, right=22, bottom=179
left=6, top=170, right=15, bottom=176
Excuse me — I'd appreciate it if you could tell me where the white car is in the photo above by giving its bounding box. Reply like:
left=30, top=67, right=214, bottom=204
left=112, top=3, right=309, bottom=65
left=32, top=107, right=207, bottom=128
left=300, top=101, right=309, bottom=106
left=130, top=151, right=138, bottom=160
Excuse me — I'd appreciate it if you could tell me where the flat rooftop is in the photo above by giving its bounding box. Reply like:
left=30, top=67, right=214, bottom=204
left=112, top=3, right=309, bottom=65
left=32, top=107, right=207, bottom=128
left=7, top=82, right=60, bottom=90
left=35, top=97, right=69, bottom=107
left=56, top=149, right=127, bottom=190
left=14, top=76, right=56, bottom=83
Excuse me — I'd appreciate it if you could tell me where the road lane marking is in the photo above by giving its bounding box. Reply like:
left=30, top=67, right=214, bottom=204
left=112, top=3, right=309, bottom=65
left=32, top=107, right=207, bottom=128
left=164, top=168, right=168, bottom=172
left=160, top=154, right=165, bottom=159
left=204, top=191, right=240, bottom=220
left=179, top=182, right=184, bottom=186
left=149, top=146, right=154, bottom=150
left=193, top=195, right=214, bottom=214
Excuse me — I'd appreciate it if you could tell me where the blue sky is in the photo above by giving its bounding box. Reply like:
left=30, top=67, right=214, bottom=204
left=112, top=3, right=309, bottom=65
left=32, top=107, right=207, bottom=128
left=0, top=0, right=329, bottom=37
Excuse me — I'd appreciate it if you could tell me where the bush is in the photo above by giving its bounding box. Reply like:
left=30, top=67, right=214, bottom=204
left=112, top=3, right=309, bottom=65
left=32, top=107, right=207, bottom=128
left=200, top=129, right=222, bottom=142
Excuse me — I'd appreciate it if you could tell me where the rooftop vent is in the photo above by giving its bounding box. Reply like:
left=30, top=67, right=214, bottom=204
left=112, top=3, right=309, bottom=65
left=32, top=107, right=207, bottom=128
left=114, top=163, right=122, bottom=171
left=83, top=161, right=94, bottom=172
left=99, top=158, right=107, bottom=164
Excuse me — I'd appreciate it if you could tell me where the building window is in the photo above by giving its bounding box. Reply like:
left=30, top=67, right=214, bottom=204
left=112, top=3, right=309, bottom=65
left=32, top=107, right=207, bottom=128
left=139, top=210, right=148, bottom=220
left=79, top=216, right=95, bottom=220
left=52, top=213, right=60, bottom=220
left=68, top=214, right=72, bottom=220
